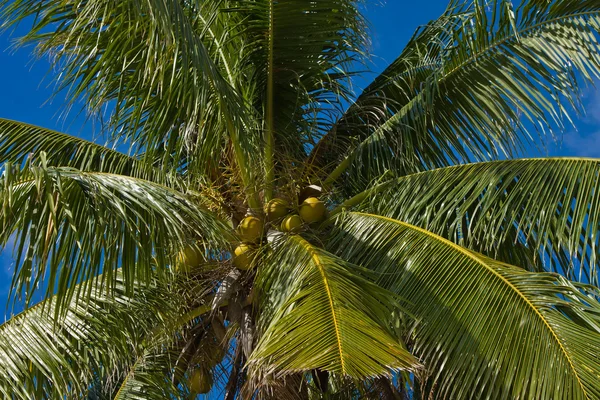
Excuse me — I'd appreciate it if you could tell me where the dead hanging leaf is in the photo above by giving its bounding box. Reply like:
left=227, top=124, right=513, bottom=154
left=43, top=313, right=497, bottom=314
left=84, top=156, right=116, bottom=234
left=213, top=269, right=241, bottom=311
left=240, top=306, right=255, bottom=359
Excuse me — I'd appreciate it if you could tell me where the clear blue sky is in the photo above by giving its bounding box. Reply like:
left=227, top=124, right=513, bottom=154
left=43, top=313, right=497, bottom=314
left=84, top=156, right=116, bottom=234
left=0, top=1, right=598, bottom=307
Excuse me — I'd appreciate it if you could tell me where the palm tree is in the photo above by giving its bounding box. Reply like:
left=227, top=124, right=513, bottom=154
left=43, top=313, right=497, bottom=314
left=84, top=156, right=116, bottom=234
left=1, top=0, right=600, bottom=398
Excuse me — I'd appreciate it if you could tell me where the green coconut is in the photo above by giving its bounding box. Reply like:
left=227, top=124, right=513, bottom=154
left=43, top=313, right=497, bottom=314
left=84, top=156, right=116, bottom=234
left=281, top=214, right=303, bottom=232
left=238, top=216, right=264, bottom=243
left=181, top=243, right=203, bottom=267
left=233, top=244, right=253, bottom=270
left=189, top=368, right=213, bottom=394
left=175, top=243, right=204, bottom=273
left=299, top=197, right=326, bottom=223
left=265, top=198, right=290, bottom=220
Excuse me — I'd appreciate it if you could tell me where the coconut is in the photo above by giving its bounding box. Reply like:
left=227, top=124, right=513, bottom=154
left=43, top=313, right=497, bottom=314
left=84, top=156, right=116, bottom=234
left=299, top=197, right=326, bottom=223
left=189, top=368, right=213, bottom=394
left=280, top=214, right=303, bottom=232
left=175, top=244, right=204, bottom=273
left=265, top=198, right=289, bottom=220
left=238, top=216, right=264, bottom=243
left=233, top=244, right=253, bottom=270
left=180, top=243, right=203, bottom=267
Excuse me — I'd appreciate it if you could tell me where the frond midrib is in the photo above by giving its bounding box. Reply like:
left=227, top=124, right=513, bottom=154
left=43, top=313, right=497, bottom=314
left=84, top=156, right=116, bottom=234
left=352, top=211, right=589, bottom=399
left=0, top=275, right=127, bottom=330
left=264, top=0, right=276, bottom=201
left=2, top=169, right=191, bottom=214
left=0, top=118, right=137, bottom=162
left=292, top=235, right=346, bottom=375
left=318, top=8, right=600, bottom=181
left=16, top=168, right=186, bottom=198
left=112, top=352, right=145, bottom=400
left=196, top=13, right=234, bottom=86
left=393, top=157, right=600, bottom=180
left=444, top=10, right=600, bottom=80
left=380, top=9, right=600, bottom=135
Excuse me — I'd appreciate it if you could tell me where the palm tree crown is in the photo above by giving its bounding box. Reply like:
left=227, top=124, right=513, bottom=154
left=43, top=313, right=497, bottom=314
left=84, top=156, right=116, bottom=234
left=0, top=0, right=600, bottom=398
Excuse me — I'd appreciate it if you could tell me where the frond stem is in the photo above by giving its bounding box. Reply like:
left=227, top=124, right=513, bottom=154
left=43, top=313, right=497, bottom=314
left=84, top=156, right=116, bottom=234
left=353, top=211, right=589, bottom=398
left=321, top=9, right=600, bottom=188
left=264, top=0, right=275, bottom=202
left=292, top=235, right=347, bottom=375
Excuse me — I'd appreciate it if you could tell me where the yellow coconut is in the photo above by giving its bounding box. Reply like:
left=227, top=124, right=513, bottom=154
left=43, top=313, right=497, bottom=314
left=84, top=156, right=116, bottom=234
left=189, top=368, right=213, bottom=394
left=299, top=197, right=326, bottom=223
left=233, top=244, right=253, bottom=270
left=181, top=243, right=204, bottom=267
left=265, top=198, right=290, bottom=220
left=238, top=216, right=264, bottom=243
left=280, top=214, right=303, bottom=232
left=175, top=244, right=203, bottom=273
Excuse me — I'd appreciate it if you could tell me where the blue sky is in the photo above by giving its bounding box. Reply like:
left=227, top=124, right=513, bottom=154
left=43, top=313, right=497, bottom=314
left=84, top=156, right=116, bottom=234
left=0, top=0, right=599, bottom=307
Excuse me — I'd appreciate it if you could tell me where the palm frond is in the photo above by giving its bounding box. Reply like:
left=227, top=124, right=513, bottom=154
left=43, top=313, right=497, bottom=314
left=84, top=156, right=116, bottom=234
left=231, top=0, right=367, bottom=193
left=0, top=119, right=176, bottom=184
left=0, top=0, right=261, bottom=199
left=0, top=158, right=232, bottom=315
left=97, top=349, right=183, bottom=400
left=328, top=212, right=600, bottom=399
left=96, top=286, right=239, bottom=399
left=314, top=0, right=600, bottom=191
left=249, top=234, right=417, bottom=384
left=354, top=158, right=600, bottom=285
left=0, top=272, right=192, bottom=399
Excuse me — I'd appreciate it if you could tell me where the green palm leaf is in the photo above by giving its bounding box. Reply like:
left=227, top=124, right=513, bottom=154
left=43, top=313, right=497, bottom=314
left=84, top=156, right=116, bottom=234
left=93, top=288, right=234, bottom=399
left=0, top=0, right=260, bottom=197
left=250, top=234, right=417, bottom=382
left=234, top=0, right=366, bottom=194
left=350, top=157, right=600, bottom=285
left=0, top=119, right=173, bottom=184
left=328, top=212, right=600, bottom=399
left=0, top=272, right=188, bottom=399
left=0, top=159, right=231, bottom=313
left=315, top=1, right=600, bottom=190
left=101, top=349, right=185, bottom=400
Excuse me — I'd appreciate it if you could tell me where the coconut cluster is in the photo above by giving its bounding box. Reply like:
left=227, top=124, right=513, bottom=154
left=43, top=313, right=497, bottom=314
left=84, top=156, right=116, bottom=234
left=266, top=196, right=327, bottom=231
left=177, top=194, right=327, bottom=272
left=176, top=193, right=327, bottom=392
left=231, top=193, right=327, bottom=270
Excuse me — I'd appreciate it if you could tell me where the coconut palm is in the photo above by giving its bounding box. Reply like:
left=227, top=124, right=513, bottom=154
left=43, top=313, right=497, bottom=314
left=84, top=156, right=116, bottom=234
left=1, top=0, right=600, bottom=398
